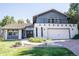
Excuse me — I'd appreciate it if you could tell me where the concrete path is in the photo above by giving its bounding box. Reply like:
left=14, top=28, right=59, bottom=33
left=51, top=40, right=79, bottom=56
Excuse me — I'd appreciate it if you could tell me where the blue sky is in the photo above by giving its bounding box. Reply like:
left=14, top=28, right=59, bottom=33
left=0, top=3, right=70, bottom=22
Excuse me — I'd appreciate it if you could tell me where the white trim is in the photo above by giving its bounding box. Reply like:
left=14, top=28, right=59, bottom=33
left=4, top=30, right=7, bottom=40
left=18, top=30, right=22, bottom=39
left=34, top=23, right=78, bottom=39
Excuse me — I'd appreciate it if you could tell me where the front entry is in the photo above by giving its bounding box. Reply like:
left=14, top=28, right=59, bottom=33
left=26, top=30, right=33, bottom=38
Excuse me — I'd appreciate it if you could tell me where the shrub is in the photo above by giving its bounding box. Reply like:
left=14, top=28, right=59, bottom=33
left=15, top=42, right=22, bottom=46
left=29, top=37, right=45, bottom=43
left=12, top=41, right=22, bottom=47
left=73, top=34, right=79, bottom=39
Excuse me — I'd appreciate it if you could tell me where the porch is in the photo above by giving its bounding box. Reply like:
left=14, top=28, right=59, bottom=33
left=2, top=23, right=34, bottom=40
left=3, top=28, right=34, bottom=40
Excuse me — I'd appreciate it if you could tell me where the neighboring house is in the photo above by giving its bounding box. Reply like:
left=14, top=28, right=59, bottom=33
left=2, top=9, right=78, bottom=40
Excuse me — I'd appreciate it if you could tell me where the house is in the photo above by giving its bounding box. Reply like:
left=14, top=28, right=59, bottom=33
left=2, top=9, right=78, bottom=40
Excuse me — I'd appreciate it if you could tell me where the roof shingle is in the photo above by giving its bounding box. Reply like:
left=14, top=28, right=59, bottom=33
left=2, top=23, right=33, bottom=29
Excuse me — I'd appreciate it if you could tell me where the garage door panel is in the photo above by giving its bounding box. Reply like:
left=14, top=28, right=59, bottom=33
left=47, top=28, right=69, bottom=39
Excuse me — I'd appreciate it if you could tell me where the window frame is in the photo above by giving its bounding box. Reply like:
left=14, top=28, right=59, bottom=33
left=48, top=18, right=60, bottom=23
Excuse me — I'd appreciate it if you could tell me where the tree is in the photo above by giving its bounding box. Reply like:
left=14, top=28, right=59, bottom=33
left=69, top=3, right=79, bottom=14
left=1, top=16, right=15, bottom=26
left=10, top=16, right=16, bottom=23
left=17, top=19, right=24, bottom=24
left=0, top=21, right=2, bottom=26
left=26, top=19, right=30, bottom=24
left=67, top=3, right=79, bottom=29
left=67, top=10, right=78, bottom=23
left=67, top=3, right=79, bottom=23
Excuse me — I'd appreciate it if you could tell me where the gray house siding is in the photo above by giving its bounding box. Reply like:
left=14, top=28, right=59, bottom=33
left=7, top=35, right=18, bottom=39
left=36, top=11, right=68, bottom=23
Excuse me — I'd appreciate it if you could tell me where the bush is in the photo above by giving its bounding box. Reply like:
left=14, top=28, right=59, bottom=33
left=12, top=41, right=22, bottom=47
left=15, top=42, right=22, bottom=46
left=29, top=37, right=45, bottom=43
left=73, top=34, right=79, bottom=39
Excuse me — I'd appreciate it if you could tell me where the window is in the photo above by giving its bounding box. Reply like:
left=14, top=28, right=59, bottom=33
left=41, top=27, right=43, bottom=37
left=7, top=29, right=18, bottom=36
left=36, top=28, right=38, bottom=37
left=48, top=19, right=54, bottom=23
left=13, top=32, right=18, bottom=36
left=57, top=19, right=60, bottom=23
left=52, top=19, right=54, bottom=23
left=48, top=19, right=50, bottom=23
left=8, top=32, right=12, bottom=35
left=54, top=19, right=60, bottom=23
left=48, top=18, right=60, bottom=23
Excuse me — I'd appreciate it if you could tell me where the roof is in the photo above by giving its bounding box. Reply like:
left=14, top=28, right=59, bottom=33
left=34, top=9, right=67, bottom=17
left=2, top=23, right=33, bottom=29
left=33, top=9, right=67, bottom=24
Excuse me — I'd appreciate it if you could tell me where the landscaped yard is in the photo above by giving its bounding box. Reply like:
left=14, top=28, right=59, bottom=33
left=0, top=41, right=75, bottom=56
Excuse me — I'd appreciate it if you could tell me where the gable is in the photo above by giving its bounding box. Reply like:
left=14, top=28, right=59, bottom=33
left=33, top=9, right=68, bottom=24
left=37, top=11, right=67, bottom=19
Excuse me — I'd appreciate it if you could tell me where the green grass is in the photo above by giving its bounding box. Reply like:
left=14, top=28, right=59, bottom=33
left=0, top=41, right=75, bottom=56
left=18, top=47, right=75, bottom=56
left=0, top=41, right=29, bottom=56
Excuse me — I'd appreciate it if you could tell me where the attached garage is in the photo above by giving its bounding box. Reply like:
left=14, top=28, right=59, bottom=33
left=47, top=28, right=70, bottom=39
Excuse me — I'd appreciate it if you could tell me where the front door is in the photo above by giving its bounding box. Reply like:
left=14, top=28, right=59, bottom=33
left=26, top=30, right=33, bottom=38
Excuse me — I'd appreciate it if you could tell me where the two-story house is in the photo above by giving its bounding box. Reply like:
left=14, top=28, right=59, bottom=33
left=2, top=9, right=78, bottom=40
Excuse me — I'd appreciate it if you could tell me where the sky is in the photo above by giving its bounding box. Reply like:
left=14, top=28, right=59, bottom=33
left=0, top=3, right=70, bottom=22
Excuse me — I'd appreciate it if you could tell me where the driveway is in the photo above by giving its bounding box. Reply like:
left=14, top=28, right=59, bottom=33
left=51, top=40, right=79, bottom=56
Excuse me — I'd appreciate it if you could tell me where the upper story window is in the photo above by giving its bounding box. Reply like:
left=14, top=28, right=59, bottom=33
left=48, top=19, right=54, bottom=23
left=56, top=19, right=60, bottom=23
left=48, top=18, right=60, bottom=23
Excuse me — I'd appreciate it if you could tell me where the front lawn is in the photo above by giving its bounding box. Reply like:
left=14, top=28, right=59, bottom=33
left=0, top=41, right=30, bottom=56
left=18, top=47, right=75, bottom=56
left=0, top=41, right=75, bottom=56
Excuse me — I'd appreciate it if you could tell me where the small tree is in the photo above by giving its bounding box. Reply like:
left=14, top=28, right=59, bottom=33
left=67, top=10, right=78, bottom=23
left=1, top=16, right=15, bottom=26
left=17, top=19, right=24, bottom=24
left=10, top=16, right=16, bottom=23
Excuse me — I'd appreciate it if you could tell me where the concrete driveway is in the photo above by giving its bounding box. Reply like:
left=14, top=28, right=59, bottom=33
left=51, top=40, right=79, bottom=56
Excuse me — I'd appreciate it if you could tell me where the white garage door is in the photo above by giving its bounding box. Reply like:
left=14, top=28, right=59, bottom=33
left=47, top=28, right=69, bottom=39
